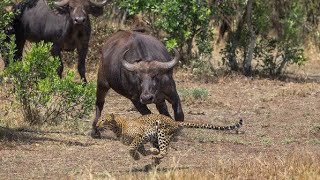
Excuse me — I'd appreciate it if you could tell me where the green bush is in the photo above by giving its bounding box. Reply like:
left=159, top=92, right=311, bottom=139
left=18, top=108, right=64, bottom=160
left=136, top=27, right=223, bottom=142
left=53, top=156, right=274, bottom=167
left=3, top=42, right=95, bottom=125
left=255, top=38, right=306, bottom=75
left=155, top=0, right=213, bottom=58
left=185, top=55, right=215, bottom=80
left=255, top=0, right=306, bottom=75
left=178, top=87, right=209, bottom=101
left=116, top=0, right=214, bottom=61
left=219, top=0, right=307, bottom=76
left=0, top=0, right=14, bottom=36
left=0, top=0, right=15, bottom=67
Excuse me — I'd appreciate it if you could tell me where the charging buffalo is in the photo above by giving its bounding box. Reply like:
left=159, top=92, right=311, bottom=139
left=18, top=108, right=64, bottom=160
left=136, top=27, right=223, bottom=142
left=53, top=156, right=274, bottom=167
left=91, top=30, right=184, bottom=138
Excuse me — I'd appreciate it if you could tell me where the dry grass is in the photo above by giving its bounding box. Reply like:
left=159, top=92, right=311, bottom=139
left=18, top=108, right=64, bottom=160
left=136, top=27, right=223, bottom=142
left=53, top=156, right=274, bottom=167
left=70, top=152, right=320, bottom=180
left=1, top=72, right=320, bottom=179
left=1, top=17, right=320, bottom=180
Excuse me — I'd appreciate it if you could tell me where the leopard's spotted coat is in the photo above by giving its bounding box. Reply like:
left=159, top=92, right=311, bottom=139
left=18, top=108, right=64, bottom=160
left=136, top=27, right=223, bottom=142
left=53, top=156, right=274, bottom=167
left=96, top=113, right=243, bottom=167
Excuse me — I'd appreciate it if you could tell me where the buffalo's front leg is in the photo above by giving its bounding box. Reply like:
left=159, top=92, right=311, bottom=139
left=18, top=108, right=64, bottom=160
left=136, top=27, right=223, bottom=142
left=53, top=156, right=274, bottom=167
left=51, top=44, right=63, bottom=78
left=170, top=93, right=184, bottom=121
left=77, top=46, right=88, bottom=83
left=165, top=82, right=184, bottom=121
left=91, top=81, right=110, bottom=138
left=13, top=28, right=26, bottom=62
left=131, top=99, right=152, bottom=115
left=156, top=101, right=172, bottom=118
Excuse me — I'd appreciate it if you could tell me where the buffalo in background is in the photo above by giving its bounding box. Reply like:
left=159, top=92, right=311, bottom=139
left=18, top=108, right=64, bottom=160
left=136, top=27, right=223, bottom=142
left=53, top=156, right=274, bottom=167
left=4, top=0, right=108, bottom=82
left=91, top=30, right=184, bottom=138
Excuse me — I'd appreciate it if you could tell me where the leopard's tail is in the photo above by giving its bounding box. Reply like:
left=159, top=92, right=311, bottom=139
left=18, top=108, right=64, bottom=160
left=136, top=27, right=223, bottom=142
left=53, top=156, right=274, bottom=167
left=180, top=119, right=243, bottom=130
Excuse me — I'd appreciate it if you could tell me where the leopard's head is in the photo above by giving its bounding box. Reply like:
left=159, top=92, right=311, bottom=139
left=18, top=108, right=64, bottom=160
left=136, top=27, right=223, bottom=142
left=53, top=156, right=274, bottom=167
left=96, top=113, right=115, bottom=130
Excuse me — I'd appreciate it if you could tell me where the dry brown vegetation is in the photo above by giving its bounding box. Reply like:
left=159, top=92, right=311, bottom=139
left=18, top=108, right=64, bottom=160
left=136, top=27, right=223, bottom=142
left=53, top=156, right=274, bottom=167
left=1, top=68, right=320, bottom=179
left=1, top=20, right=320, bottom=180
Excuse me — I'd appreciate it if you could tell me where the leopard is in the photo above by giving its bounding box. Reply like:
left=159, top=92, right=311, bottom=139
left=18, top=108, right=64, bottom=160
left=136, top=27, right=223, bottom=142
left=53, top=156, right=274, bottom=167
left=95, top=113, right=243, bottom=168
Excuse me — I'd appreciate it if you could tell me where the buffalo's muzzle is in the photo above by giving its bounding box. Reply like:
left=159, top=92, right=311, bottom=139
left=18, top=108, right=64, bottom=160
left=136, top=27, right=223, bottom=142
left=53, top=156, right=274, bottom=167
left=140, top=94, right=155, bottom=104
left=74, top=17, right=86, bottom=24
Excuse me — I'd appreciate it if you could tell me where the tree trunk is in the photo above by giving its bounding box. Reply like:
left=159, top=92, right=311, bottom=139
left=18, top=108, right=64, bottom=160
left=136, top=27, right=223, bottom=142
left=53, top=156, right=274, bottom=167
left=186, top=37, right=193, bottom=58
left=243, top=0, right=255, bottom=76
left=227, top=5, right=247, bottom=71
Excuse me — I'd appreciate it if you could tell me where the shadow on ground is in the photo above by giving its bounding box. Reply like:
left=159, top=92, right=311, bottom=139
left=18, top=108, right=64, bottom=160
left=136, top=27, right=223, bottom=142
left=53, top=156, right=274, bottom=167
left=0, top=126, right=95, bottom=147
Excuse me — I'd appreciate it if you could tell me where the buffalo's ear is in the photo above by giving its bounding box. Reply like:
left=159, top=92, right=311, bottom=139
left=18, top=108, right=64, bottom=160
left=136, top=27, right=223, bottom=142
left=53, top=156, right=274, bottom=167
left=54, top=5, right=69, bottom=14
left=89, top=6, right=104, bottom=17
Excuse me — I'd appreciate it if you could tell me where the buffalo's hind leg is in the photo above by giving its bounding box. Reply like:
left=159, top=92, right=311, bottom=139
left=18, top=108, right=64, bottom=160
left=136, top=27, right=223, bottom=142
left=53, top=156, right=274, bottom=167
left=91, top=81, right=110, bottom=138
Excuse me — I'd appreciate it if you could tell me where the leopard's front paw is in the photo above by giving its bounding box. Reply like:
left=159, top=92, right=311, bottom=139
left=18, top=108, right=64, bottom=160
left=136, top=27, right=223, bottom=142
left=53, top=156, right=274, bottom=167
left=148, top=147, right=160, bottom=155
left=152, top=154, right=164, bottom=159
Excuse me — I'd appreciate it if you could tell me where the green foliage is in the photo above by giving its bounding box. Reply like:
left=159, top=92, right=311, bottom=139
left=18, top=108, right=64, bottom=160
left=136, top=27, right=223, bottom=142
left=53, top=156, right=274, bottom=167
left=187, top=56, right=215, bottom=80
left=261, top=137, right=273, bottom=146
left=252, top=1, right=272, bottom=35
left=117, top=0, right=214, bottom=61
left=114, top=0, right=315, bottom=76
left=118, top=0, right=158, bottom=15
left=178, top=87, right=209, bottom=101
left=156, top=0, right=213, bottom=58
left=305, top=0, right=320, bottom=47
left=220, top=0, right=308, bottom=76
left=165, top=38, right=177, bottom=51
left=3, top=42, right=95, bottom=125
left=0, top=0, right=14, bottom=31
left=254, top=0, right=306, bottom=75
left=255, top=38, right=306, bottom=75
left=0, top=0, right=15, bottom=63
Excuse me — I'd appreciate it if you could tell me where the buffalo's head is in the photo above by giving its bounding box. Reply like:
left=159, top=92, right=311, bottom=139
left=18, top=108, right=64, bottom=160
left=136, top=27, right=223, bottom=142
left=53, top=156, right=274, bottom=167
left=122, top=49, right=180, bottom=104
left=54, top=0, right=108, bottom=25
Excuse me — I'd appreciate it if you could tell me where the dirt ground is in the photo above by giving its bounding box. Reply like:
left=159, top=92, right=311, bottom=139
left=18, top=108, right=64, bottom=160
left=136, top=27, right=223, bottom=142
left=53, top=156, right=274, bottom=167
left=1, top=31, right=320, bottom=178
left=1, top=67, right=320, bottom=179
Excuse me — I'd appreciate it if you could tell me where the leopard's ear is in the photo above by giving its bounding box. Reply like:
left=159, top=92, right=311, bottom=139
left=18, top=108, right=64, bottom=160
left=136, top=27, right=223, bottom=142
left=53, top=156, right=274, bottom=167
left=96, top=117, right=106, bottom=128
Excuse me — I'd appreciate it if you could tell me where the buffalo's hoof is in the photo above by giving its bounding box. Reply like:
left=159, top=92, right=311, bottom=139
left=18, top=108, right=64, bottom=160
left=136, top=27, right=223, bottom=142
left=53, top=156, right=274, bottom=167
left=90, top=129, right=101, bottom=139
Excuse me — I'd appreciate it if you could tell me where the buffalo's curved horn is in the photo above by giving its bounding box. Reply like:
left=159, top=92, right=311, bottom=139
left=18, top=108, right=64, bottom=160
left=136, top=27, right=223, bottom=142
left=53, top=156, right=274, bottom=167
left=121, top=49, right=138, bottom=72
left=89, top=0, right=108, bottom=7
left=154, top=48, right=180, bottom=70
left=54, top=0, right=69, bottom=7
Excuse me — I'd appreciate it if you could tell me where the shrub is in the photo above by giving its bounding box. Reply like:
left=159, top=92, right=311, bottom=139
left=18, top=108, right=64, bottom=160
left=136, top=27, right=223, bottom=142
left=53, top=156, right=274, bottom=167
left=0, top=0, right=15, bottom=69
left=219, top=0, right=308, bottom=76
left=116, top=0, right=214, bottom=61
left=185, top=55, right=215, bottom=80
left=254, top=38, right=306, bottom=75
left=3, top=42, right=95, bottom=125
left=178, top=87, right=209, bottom=101
left=0, top=0, right=14, bottom=39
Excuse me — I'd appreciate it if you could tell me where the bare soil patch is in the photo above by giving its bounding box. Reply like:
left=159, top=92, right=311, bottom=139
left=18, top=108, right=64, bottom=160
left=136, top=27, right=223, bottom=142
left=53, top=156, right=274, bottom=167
left=1, top=70, right=320, bottom=179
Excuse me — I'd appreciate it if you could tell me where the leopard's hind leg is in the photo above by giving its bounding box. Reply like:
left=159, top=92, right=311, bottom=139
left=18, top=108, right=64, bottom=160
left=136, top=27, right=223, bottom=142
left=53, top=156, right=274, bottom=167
left=152, top=129, right=172, bottom=165
left=129, top=133, right=155, bottom=160
left=144, top=133, right=170, bottom=172
left=129, top=136, right=145, bottom=160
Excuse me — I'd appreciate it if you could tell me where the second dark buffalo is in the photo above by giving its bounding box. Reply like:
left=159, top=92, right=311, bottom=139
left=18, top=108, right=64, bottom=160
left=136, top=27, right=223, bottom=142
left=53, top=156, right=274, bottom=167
left=6, top=0, right=108, bottom=83
left=91, top=30, right=184, bottom=138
